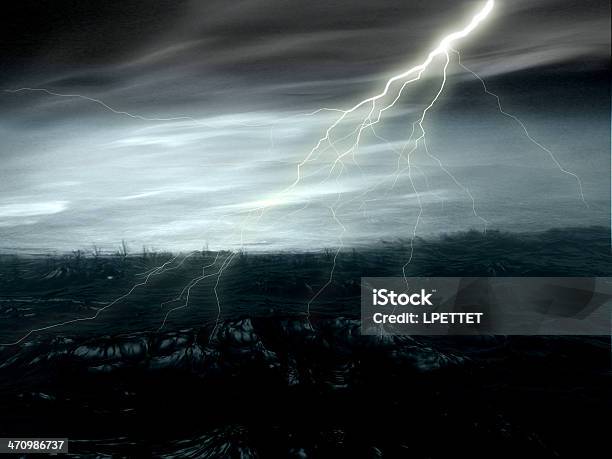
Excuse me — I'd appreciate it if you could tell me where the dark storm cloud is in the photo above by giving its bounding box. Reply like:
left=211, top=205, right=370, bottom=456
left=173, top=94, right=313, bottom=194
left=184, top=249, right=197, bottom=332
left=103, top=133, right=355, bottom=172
left=1, top=0, right=608, bottom=92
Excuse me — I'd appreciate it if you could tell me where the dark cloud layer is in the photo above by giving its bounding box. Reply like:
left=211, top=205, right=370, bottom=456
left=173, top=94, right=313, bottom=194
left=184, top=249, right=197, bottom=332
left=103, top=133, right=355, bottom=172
left=2, top=1, right=609, bottom=86
left=0, top=1, right=607, bottom=119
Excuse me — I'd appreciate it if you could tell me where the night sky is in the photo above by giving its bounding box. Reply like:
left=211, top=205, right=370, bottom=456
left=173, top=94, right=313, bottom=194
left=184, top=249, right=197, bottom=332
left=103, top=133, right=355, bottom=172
left=0, top=0, right=609, bottom=252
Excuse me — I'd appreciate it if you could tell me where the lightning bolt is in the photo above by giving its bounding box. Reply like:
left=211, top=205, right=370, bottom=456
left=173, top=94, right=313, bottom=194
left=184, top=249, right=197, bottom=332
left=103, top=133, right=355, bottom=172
left=157, top=251, right=223, bottom=331
left=3, top=87, right=343, bottom=129
left=449, top=48, right=587, bottom=206
left=0, top=253, right=191, bottom=345
left=4, top=87, right=206, bottom=123
left=285, top=0, right=494, bottom=192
